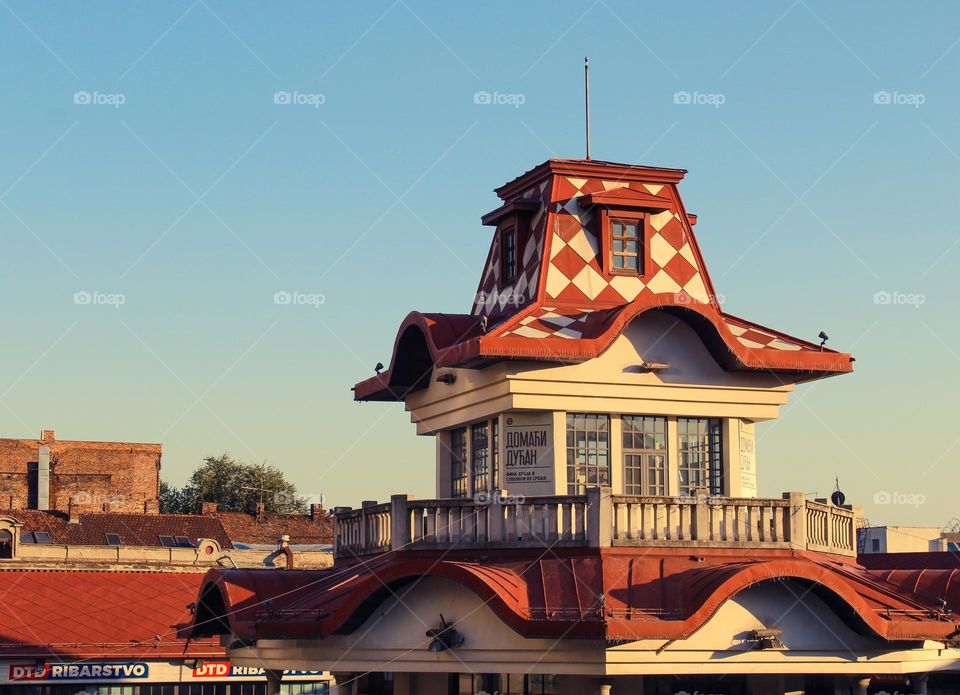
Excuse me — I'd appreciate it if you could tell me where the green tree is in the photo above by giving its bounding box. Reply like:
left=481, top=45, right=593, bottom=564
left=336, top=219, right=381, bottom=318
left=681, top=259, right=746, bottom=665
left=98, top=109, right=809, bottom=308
left=160, top=453, right=306, bottom=514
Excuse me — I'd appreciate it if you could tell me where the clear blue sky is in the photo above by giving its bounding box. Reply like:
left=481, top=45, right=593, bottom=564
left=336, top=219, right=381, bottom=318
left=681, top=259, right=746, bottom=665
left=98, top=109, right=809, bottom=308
left=2, top=1, right=958, bottom=527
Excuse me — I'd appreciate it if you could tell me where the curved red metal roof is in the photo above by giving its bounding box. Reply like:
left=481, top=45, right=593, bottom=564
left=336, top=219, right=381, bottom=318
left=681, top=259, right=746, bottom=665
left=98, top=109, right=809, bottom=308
left=191, top=548, right=959, bottom=644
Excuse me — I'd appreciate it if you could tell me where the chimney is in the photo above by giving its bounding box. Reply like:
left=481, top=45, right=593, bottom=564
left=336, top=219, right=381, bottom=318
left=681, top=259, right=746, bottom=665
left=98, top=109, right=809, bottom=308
left=36, top=445, right=50, bottom=511
left=40, top=430, right=55, bottom=442
left=201, top=502, right=218, bottom=515
left=310, top=503, right=324, bottom=522
left=68, top=495, right=82, bottom=524
left=278, top=534, right=294, bottom=570
left=144, top=499, right=160, bottom=515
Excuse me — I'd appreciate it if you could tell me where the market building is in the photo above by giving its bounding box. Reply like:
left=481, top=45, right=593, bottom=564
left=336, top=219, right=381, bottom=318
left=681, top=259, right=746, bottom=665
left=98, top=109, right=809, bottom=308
left=189, top=158, right=960, bottom=694
left=0, top=569, right=332, bottom=695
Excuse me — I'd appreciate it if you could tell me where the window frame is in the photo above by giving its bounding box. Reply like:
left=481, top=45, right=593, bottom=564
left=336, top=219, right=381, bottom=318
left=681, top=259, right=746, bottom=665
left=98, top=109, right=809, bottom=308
left=450, top=427, right=469, bottom=498
left=622, top=415, right=668, bottom=496
left=566, top=413, right=611, bottom=495
left=500, top=225, right=517, bottom=285
left=471, top=422, right=490, bottom=495
left=677, top=417, right=724, bottom=496
left=598, top=208, right=649, bottom=276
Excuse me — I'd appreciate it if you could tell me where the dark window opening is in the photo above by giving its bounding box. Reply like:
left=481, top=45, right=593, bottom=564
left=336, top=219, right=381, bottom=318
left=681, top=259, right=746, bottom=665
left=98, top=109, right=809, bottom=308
left=32, top=532, right=51, bottom=544
left=0, top=530, right=12, bottom=559
left=174, top=535, right=193, bottom=547
left=501, top=228, right=517, bottom=284
left=158, top=535, right=177, bottom=548
left=104, top=533, right=122, bottom=546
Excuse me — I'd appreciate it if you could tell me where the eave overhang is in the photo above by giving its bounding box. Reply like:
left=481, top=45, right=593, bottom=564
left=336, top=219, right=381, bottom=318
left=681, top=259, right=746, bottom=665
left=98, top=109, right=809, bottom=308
left=189, top=548, right=960, bottom=645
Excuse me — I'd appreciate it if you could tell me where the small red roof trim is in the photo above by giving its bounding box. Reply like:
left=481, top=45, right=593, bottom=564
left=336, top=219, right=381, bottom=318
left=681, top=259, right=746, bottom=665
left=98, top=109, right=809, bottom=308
left=580, top=187, right=673, bottom=210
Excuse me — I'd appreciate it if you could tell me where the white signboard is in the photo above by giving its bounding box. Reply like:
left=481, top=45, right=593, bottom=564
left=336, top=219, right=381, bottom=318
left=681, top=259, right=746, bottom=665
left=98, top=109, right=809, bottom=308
left=739, top=422, right=757, bottom=497
left=502, top=412, right=554, bottom=496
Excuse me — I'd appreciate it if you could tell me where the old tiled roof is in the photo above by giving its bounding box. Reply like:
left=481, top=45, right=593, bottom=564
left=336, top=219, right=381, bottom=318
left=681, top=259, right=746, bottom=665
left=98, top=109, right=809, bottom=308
left=0, top=570, right=223, bottom=658
left=192, top=547, right=960, bottom=644
left=213, top=511, right=333, bottom=547
left=2, top=509, right=233, bottom=548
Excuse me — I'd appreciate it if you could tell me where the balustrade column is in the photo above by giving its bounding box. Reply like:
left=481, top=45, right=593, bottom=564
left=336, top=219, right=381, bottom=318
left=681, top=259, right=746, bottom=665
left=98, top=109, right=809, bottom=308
left=784, top=491, right=806, bottom=550
left=587, top=486, right=612, bottom=547
left=390, top=494, right=409, bottom=551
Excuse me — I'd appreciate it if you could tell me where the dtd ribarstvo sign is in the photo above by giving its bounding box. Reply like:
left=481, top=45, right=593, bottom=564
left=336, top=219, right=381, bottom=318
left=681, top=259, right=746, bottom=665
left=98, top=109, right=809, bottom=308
left=10, top=663, right=149, bottom=681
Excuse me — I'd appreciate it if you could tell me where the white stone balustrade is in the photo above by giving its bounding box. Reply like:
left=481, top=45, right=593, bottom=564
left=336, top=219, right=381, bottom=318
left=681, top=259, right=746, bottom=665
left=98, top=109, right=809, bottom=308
left=333, top=489, right=859, bottom=559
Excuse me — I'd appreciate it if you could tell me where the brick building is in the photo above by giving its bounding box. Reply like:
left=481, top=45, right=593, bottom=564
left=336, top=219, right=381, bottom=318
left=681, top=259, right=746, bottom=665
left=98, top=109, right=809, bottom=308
left=0, top=429, right=161, bottom=514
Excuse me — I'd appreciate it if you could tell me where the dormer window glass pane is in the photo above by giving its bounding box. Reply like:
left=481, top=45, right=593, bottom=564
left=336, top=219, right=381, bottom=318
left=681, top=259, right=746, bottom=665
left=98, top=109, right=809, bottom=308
left=611, top=218, right=641, bottom=272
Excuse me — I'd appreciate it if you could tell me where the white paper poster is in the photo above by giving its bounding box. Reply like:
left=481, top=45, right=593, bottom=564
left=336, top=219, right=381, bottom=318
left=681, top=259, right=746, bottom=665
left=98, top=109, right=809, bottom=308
left=502, top=412, right=554, bottom=496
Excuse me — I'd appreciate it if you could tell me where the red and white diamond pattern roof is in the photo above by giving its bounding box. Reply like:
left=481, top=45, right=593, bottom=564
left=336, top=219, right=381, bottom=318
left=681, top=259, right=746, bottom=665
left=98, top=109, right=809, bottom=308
left=544, top=176, right=710, bottom=306
left=354, top=159, right=853, bottom=401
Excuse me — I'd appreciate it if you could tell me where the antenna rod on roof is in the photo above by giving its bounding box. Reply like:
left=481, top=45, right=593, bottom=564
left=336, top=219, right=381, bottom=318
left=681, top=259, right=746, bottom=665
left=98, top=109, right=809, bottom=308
left=584, top=56, right=591, bottom=161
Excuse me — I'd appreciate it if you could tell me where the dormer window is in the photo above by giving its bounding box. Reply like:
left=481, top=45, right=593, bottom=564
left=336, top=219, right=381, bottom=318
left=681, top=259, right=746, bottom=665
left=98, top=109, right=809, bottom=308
left=501, top=228, right=516, bottom=284
left=610, top=216, right=643, bottom=273
left=582, top=187, right=672, bottom=277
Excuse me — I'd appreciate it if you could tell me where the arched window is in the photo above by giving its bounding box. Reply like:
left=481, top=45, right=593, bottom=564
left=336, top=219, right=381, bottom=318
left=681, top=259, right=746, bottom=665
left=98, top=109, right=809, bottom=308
left=0, top=529, right=13, bottom=559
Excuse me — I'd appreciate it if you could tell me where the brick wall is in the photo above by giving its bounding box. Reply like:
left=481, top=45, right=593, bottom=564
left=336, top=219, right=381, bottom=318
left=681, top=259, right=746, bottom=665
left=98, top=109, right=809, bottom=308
left=0, top=431, right=161, bottom=513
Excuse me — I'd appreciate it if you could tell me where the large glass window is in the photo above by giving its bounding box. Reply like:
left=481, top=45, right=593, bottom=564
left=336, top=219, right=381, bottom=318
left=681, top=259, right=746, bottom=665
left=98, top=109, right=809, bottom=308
left=450, top=427, right=468, bottom=498
left=566, top=413, right=610, bottom=494
left=471, top=422, right=489, bottom=495
left=622, top=416, right=667, bottom=495
left=678, top=417, right=723, bottom=495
